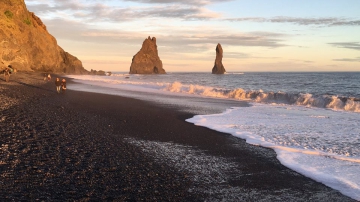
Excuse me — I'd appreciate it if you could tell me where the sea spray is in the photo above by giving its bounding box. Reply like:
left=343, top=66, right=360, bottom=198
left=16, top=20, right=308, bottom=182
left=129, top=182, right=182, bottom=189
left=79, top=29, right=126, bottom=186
left=164, top=81, right=360, bottom=112
left=69, top=73, right=360, bottom=113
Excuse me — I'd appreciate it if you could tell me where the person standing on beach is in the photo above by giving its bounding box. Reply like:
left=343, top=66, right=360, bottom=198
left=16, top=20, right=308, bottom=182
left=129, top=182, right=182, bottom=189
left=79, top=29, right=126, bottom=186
left=61, top=78, right=67, bottom=93
left=7, top=65, right=13, bottom=73
left=47, top=74, right=51, bottom=81
left=55, top=78, right=61, bottom=93
left=3, top=66, right=11, bottom=82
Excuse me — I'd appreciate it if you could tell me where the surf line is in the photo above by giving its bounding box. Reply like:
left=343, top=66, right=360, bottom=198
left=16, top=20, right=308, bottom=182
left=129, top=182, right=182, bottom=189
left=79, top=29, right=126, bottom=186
left=269, top=145, right=360, bottom=163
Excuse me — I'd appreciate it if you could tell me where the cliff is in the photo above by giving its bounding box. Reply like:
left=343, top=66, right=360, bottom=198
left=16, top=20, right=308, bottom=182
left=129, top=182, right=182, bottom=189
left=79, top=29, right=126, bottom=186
left=212, top=43, right=226, bottom=74
left=0, top=0, right=87, bottom=74
left=129, top=36, right=166, bottom=74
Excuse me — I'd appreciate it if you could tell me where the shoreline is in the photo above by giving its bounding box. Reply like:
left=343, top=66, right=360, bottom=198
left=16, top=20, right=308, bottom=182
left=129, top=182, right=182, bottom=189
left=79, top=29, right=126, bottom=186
left=0, top=72, right=355, bottom=201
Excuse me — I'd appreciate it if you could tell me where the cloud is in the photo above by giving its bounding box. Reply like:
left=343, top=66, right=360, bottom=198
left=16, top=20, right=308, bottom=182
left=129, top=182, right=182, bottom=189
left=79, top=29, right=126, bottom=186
left=331, top=20, right=360, bottom=26
left=191, top=34, right=285, bottom=47
left=26, top=0, right=222, bottom=21
left=290, top=59, right=314, bottom=63
left=333, top=57, right=360, bottom=62
left=25, top=0, right=287, bottom=63
left=43, top=18, right=146, bottom=44
left=329, top=42, right=360, bottom=51
left=123, top=0, right=231, bottom=6
left=41, top=17, right=287, bottom=55
left=26, top=1, right=85, bottom=14
left=120, top=6, right=221, bottom=20
left=225, top=52, right=250, bottom=59
left=76, top=0, right=230, bottom=5
left=226, top=17, right=360, bottom=26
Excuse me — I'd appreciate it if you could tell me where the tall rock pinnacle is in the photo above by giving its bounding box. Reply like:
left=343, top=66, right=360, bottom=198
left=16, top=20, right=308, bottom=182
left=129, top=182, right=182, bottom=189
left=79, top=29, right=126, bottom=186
left=129, top=36, right=166, bottom=74
left=212, top=43, right=226, bottom=74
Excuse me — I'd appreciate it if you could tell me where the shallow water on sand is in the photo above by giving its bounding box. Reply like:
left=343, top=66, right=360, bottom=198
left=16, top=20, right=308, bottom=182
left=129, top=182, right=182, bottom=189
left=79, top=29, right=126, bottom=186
left=187, top=103, right=360, bottom=200
left=68, top=72, right=360, bottom=200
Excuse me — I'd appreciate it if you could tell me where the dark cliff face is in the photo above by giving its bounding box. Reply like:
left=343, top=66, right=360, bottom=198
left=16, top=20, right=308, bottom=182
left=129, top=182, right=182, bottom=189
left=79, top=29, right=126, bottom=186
left=129, top=36, right=166, bottom=74
left=212, top=43, right=226, bottom=74
left=0, top=0, right=87, bottom=74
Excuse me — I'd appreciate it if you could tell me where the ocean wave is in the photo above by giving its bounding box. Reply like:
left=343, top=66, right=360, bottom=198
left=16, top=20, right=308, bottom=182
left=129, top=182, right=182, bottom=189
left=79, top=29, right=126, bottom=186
left=69, top=75, right=359, bottom=113
left=110, top=73, right=130, bottom=77
left=224, top=72, right=244, bottom=75
left=165, top=82, right=360, bottom=112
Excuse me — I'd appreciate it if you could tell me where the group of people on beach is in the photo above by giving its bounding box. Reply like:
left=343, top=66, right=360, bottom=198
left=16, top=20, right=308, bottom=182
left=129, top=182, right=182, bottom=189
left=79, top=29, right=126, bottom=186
left=2, top=66, right=67, bottom=93
left=44, top=73, right=51, bottom=81
left=44, top=73, right=67, bottom=93
left=2, top=65, right=16, bottom=82
left=55, top=77, right=67, bottom=94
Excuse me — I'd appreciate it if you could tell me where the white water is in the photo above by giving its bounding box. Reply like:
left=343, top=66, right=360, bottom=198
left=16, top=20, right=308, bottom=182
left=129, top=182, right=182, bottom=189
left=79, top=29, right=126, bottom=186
left=187, top=104, right=360, bottom=200
left=67, top=73, right=360, bottom=200
left=69, top=73, right=360, bottom=113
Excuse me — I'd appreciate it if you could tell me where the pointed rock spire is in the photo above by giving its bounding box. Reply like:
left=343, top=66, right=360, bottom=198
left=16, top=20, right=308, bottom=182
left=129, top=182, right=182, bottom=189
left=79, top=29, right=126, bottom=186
left=212, top=43, right=226, bottom=74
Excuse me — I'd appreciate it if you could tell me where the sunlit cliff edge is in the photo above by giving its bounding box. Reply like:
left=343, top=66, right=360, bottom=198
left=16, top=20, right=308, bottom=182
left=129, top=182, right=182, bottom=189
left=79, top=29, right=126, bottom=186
left=0, top=0, right=88, bottom=74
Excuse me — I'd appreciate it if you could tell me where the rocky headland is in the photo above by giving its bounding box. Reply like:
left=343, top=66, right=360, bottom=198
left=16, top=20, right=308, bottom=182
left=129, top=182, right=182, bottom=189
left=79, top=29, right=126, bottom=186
left=212, top=43, right=226, bottom=74
left=0, top=0, right=87, bottom=74
left=129, top=36, right=166, bottom=74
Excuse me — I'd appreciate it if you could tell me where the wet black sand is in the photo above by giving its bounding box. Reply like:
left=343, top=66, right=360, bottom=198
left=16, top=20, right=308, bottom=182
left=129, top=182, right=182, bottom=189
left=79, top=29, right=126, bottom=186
left=0, top=72, right=355, bottom=201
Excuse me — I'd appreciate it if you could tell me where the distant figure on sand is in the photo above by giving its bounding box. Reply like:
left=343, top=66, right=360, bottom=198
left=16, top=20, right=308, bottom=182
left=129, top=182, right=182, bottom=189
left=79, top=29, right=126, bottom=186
left=55, top=78, right=61, bottom=93
left=7, top=65, right=13, bottom=73
left=47, top=74, right=51, bottom=81
left=61, top=79, right=67, bottom=93
left=3, top=66, right=11, bottom=82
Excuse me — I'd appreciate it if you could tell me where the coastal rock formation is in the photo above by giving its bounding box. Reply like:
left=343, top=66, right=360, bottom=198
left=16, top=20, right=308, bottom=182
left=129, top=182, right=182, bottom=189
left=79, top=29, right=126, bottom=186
left=129, top=36, right=166, bottom=74
left=212, top=43, right=226, bottom=74
left=0, top=0, right=87, bottom=74
left=89, top=69, right=112, bottom=76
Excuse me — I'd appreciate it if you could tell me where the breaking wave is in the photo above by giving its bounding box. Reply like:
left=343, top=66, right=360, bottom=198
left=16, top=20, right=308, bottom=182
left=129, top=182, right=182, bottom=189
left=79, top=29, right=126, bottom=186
left=69, top=74, right=360, bottom=113
left=165, top=82, right=360, bottom=112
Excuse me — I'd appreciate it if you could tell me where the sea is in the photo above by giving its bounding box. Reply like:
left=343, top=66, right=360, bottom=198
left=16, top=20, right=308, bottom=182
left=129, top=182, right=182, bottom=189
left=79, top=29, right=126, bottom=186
left=68, top=72, right=360, bottom=200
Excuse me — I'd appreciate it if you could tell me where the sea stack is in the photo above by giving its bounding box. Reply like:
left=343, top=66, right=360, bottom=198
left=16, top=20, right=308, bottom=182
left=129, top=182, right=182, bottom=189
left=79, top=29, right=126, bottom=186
left=129, top=36, right=166, bottom=74
left=0, top=0, right=87, bottom=74
left=212, top=43, right=226, bottom=74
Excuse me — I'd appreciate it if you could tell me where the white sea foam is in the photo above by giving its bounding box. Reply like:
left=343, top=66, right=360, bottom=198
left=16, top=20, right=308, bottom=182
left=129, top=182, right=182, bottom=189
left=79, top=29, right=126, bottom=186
left=186, top=103, right=360, bottom=200
left=67, top=73, right=360, bottom=200
left=163, top=82, right=360, bottom=112
left=225, top=72, right=245, bottom=75
left=68, top=74, right=360, bottom=113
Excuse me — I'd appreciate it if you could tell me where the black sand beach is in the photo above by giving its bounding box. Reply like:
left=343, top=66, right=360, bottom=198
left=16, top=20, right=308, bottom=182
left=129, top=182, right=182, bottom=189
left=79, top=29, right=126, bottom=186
left=0, top=72, right=355, bottom=201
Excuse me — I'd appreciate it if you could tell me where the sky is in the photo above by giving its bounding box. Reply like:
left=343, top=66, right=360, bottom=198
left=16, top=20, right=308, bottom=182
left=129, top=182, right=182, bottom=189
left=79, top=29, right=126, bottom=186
left=24, top=0, right=360, bottom=72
